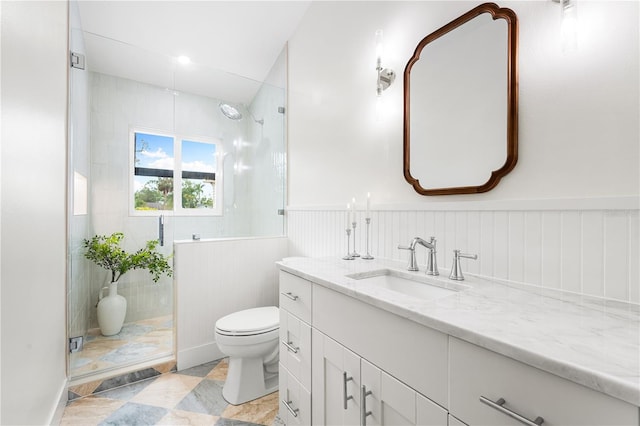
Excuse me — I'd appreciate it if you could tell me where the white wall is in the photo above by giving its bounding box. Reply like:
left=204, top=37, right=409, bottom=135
left=286, top=1, right=639, bottom=302
left=175, top=236, right=288, bottom=370
left=288, top=1, right=639, bottom=205
left=0, top=1, right=68, bottom=424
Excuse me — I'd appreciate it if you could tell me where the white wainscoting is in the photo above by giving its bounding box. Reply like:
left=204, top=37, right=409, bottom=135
left=175, top=236, right=289, bottom=370
left=287, top=201, right=639, bottom=304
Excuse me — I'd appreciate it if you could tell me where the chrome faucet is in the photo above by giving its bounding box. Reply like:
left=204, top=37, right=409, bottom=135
left=398, top=236, right=439, bottom=275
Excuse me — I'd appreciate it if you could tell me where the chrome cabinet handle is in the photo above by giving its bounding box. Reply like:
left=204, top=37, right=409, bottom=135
left=282, top=399, right=299, bottom=418
left=361, top=384, right=373, bottom=426
left=281, top=292, right=299, bottom=301
left=343, top=372, right=354, bottom=409
left=281, top=340, right=299, bottom=353
left=480, top=396, right=544, bottom=426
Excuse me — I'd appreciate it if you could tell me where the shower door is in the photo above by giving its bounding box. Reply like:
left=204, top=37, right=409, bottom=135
left=67, top=2, right=176, bottom=380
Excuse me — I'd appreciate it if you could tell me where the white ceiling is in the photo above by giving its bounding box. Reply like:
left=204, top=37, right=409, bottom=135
left=77, top=1, right=311, bottom=103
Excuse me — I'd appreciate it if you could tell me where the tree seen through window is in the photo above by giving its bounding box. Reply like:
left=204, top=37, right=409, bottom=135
left=133, top=132, right=218, bottom=213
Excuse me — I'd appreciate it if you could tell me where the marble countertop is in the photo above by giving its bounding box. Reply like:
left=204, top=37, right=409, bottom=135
left=276, top=257, right=640, bottom=406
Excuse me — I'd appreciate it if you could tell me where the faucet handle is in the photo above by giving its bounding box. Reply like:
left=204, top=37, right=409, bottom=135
left=398, top=245, right=419, bottom=271
left=449, top=249, right=477, bottom=281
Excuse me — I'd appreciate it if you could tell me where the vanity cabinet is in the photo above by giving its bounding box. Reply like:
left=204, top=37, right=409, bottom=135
left=449, top=337, right=639, bottom=426
left=278, top=269, right=640, bottom=426
left=312, top=282, right=449, bottom=408
left=312, top=328, right=448, bottom=426
left=279, top=272, right=312, bottom=425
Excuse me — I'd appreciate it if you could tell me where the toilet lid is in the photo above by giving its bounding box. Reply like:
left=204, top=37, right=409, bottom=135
left=215, top=306, right=279, bottom=335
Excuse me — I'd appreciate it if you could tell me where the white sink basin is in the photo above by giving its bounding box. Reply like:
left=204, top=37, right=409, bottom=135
left=346, top=269, right=465, bottom=300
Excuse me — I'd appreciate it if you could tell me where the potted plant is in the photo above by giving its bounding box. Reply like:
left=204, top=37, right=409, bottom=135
left=83, top=232, right=172, bottom=336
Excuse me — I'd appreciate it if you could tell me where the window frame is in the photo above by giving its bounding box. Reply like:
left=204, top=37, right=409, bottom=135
left=129, top=127, right=224, bottom=217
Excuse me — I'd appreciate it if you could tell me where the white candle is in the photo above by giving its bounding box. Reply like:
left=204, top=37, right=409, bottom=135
left=366, top=192, right=371, bottom=217
left=351, top=198, right=356, bottom=224
left=346, top=203, right=351, bottom=228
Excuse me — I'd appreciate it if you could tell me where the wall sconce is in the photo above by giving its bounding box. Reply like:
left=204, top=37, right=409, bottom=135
left=553, top=0, right=578, bottom=51
left=375, top=30, right=395, bottom=97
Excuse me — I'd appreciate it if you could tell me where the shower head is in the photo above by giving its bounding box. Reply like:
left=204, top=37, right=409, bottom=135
left=219, top=103, right=243, bottom=120
left=219, top=102, right=264, bottom=125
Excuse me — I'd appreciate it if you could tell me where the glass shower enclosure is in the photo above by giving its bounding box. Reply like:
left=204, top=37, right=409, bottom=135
left=67, top=0, right=286, bottom=382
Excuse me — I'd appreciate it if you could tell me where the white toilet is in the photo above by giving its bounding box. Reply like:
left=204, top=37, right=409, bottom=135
left=214, top=306, right=280, bottom=405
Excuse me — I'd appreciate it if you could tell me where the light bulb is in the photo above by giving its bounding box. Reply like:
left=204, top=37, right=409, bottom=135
left=177, top=55, right=191, bottom=65
left=375, top=30, right=384, bottom=69
left=560, top=0, right=578, bottom=51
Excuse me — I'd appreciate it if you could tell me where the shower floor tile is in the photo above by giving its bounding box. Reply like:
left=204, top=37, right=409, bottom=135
left=61, top=358, right=280, bottom=426
left=69, top=315, right=173, bottom=378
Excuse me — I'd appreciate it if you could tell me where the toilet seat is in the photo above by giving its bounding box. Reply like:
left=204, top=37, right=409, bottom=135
left=215, top=306, right=279, bottom=336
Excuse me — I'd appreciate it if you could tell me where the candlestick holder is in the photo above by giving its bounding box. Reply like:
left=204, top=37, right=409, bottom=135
left=351, top=222, right=360, bottom=257
left=362, top=217, right=374, bottom=260
left=342, top=228, right=354, bottom=260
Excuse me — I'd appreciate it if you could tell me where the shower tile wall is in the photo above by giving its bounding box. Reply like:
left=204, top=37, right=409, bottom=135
left=287, top=207, right=639, bottom=303
left=89, top=72, right=177, bottom=326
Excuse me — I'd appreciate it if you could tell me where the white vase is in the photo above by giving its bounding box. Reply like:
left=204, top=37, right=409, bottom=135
left=97, top=282, right=127, bottom=336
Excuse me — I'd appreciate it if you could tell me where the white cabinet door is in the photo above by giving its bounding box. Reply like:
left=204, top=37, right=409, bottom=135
left=280, top=309, right=311, bottom=391
left=312, top=329, right=361, bottom=426
left=361, top=359, right=448, bottom=426
left=417, top=393, right=448, bottom=426
left=447, top=414, right=467, bottom=426
left=361, top=359, right=414, bottom=426
left=279, top=366, right=311, bottom=426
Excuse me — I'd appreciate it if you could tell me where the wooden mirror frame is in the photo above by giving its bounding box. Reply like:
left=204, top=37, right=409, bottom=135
left=403, top=3, right=519, bottom=196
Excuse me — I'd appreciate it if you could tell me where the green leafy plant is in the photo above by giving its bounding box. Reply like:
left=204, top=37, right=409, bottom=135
left=83, top=232, right=173, bottom=283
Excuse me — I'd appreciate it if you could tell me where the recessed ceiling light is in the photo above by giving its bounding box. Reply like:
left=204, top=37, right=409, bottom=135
left=177, top=55, right=191, bottom=65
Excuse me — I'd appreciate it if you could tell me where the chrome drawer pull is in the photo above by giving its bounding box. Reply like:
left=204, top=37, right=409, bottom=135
left=282, top=399, right=299, bottom=418
left=480, top=396, right=544, bottom=426
left=281, top=292, right=299, bottom=301
left=281, top=340, right=300, bottom=353
left=343, top=372, right=354, bottom=409
left=361, top=384, right=373, bottom=426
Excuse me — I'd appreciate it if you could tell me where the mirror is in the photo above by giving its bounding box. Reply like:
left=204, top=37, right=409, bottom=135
left=403, top=3, right=518, bottom=195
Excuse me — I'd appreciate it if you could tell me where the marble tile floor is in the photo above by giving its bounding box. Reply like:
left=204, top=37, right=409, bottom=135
left=70, top=316, right=174, bottom=378
left=61, top=358, right=281, bottom=425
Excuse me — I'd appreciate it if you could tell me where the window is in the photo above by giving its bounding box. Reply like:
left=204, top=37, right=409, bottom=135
left=131, top=129, right=222, bottom=216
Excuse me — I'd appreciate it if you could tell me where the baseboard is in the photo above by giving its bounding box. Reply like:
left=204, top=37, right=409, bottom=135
left=48, top=378, right=68, bottom=426
left=177, top=342, right=224, bottom=371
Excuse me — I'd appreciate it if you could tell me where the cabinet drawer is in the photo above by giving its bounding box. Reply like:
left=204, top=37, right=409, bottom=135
left=450, top=337, right=639, bottom=426
left=279, top=271, right=312, bottom=324
left=279, top=309, right=311, bottom=391
left=279, top=365, right=311, bottom=426
left=313, top=284, right=448, bottom=408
